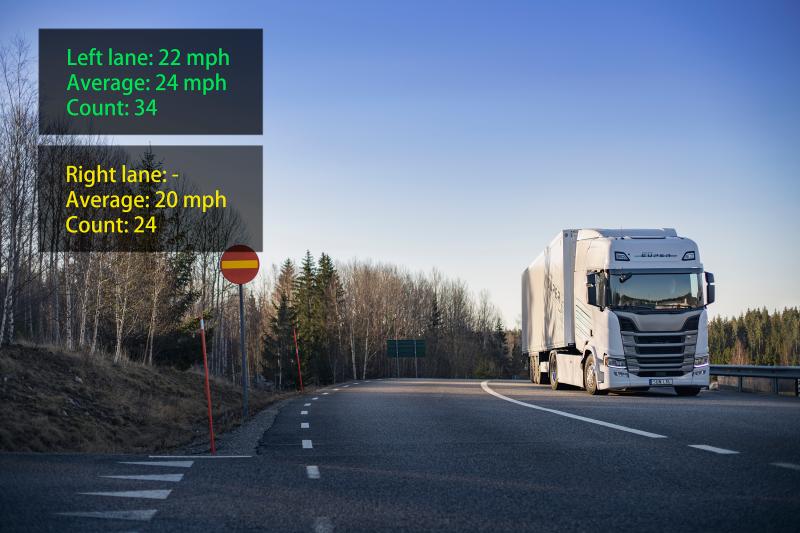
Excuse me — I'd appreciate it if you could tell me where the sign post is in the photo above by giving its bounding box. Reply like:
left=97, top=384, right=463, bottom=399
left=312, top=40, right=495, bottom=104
left=293, top=326, right=304, bottom=392
left=199, top=316, right=216, bottom=454
left=221, top=244, right=260, bottom=420
left=387, top=339, right=426, bottom=380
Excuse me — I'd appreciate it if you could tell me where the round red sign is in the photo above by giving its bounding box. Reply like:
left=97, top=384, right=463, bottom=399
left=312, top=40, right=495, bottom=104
left=220, top=244, right=260, bottom=285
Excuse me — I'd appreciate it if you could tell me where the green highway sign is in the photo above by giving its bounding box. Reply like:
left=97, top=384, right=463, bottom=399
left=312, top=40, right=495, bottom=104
left=387, top=339, right=426, bottom=358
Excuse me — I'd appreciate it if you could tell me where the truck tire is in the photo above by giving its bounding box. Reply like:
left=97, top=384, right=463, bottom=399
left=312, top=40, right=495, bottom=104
left=529, top=355, right=538, bottom=384
left=583, top=357, right=606, bottom=395
left=549, top=351, right=563, bottom=391
left=675, top=386, right=701, bottom=397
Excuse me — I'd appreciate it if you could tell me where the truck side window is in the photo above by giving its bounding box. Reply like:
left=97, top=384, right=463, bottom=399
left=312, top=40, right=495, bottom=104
left=587, top=272, right=597, bottom=306
left=595, top=271, right=607, bottom=308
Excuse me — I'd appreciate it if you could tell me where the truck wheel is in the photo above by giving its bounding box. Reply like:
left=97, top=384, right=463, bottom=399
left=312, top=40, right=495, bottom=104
left=584, top=357, right=606, bottom=395
left=549, top=351, right=563, bottom=391
left=529, top=355, right=538, bottom=384
left=675, top=386, right=701, bottom=397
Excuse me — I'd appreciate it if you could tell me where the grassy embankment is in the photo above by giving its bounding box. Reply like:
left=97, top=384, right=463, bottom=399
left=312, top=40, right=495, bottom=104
left=0, top=344, right=287, bottom=453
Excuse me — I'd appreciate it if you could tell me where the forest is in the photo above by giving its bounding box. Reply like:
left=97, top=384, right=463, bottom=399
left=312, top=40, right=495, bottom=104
left=708, top=308, right=800, bottom=367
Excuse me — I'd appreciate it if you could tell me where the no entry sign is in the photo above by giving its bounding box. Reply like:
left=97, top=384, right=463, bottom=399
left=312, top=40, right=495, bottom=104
left=221, top=244, right=260, bottom=285
left=220, top=244, right=260, bottom=419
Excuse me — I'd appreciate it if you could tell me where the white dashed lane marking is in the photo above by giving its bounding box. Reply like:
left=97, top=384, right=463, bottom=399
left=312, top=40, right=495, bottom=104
left=333, top=388, right=340, bottom=391
left=101, top=474, right=184, bottom=482
left=120, top=461, right=193, bottom=468
left=322, top=393, right=329, bottom=396
left=301, top=410, right=308, bottom=415
left=79, top=490, right=172, bottom=500
left=306, top=465, right=320, bottom=479
left=56, top=510, right=157, bottom=521
left=342, top=385, right=349, bottom=388
left=314, top=516, right=334, bottom=533
left=301, top=422, right=310, bottom=429
left=304, top=403, right=311, bottom=406
left=771, top=462, right=800, bottom=471
left=302, top=439, right=313, bottom=449
left=688, top=445, right=739, bottom=455
left=312, top=397, right=319, bottom=400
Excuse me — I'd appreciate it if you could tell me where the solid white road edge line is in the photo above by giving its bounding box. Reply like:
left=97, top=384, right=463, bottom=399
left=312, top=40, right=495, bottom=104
left=148, top=455, right=250, bottom=459
left=480, top=381, right=667, bottom=439
left=301, top=422, right=310, bottom=429
left=771, top=462, right=800, bottom=471
left=55, top=510, right=157, bottom=521
left=302, top=439, right=313, bottom=449
left=120, top=461, right=193, bottom=468
left=79, top=490, right=172, bottom=500
left=306, top=465, right=321, bottom=479
left=688, top=444, right=739, bottom=454
left=102, top=474, right=184, bottom=482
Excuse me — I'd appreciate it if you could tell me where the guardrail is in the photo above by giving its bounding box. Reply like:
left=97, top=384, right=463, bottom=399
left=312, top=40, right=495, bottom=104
left=709, top=365, right=800, bottom=396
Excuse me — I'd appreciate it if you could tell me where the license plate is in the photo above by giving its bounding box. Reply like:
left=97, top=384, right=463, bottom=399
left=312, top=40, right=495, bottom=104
left=649, top=378, right=673, bottom=386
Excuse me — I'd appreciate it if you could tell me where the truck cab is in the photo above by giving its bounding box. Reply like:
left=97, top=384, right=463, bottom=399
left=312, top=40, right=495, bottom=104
left=573, top=228, right=714, bottom=395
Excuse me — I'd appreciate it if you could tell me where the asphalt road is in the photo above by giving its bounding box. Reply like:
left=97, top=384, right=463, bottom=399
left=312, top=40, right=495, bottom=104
left=2, top=379, right=800, bottom=532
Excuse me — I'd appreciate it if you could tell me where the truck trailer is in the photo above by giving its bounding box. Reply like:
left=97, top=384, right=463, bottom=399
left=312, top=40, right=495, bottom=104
left=521, top=228, right=715, bottom=395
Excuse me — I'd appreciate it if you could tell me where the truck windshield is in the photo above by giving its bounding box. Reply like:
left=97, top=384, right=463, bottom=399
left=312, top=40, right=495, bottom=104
left=608, top=271, right=703, bottom=310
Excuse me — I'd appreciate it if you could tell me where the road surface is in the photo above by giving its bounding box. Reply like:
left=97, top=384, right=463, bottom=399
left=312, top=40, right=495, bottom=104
left=2, top=379, right=799, bottom=531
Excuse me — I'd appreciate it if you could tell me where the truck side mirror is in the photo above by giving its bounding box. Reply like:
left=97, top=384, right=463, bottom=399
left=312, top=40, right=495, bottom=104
left=586, top=273, right=597, bottom=306
left=705, top=271, right=715, bottom=305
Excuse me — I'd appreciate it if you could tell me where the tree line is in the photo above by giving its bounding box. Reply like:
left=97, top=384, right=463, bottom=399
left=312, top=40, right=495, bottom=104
left=709, top=307, right=800, bottom=366
left=263, top=252, right=525, bottom=387
left=0, top=39, right=523, bottom=387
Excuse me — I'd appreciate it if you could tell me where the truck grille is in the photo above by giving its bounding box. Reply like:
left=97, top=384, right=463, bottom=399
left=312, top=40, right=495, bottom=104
left=621, top=316, right=698, bottom=376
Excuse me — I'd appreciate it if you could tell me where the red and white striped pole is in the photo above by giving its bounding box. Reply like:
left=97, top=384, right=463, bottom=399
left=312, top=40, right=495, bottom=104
left=293, top=326, right=304, bottom=393
left=199, top=317, right=216, bottom=454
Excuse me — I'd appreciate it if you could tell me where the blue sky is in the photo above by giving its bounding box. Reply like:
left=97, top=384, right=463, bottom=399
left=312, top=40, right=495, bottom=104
left=5, top=0, right=799, bottom=324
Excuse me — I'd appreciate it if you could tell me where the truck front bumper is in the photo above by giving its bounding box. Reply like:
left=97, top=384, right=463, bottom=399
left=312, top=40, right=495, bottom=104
left=601, top=364, right=710, bottom=390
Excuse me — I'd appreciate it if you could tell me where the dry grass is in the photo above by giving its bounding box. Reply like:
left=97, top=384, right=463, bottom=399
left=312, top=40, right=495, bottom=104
left=0, top=344, right=288, bottom=453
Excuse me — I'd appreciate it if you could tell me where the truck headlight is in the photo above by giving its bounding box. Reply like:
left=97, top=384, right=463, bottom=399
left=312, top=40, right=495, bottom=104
left=694, top=355, right=709, bottom=367
left=604, top=356, right=627, bottom=368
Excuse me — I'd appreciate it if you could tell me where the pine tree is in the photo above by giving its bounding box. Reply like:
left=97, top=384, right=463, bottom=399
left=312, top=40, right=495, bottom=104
left=316, top=253, right=343, bottom=382
left=295, top=251, right=321, bottom=383
left=493, top=318, right=508, bottom=375
left=263, top=259, right=296, bottom=389
left=133, top=147, right=166, bottom=252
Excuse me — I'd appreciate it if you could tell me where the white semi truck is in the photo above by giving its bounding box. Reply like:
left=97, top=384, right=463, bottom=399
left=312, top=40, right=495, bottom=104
left=521, top=228, right=715, bottom=396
